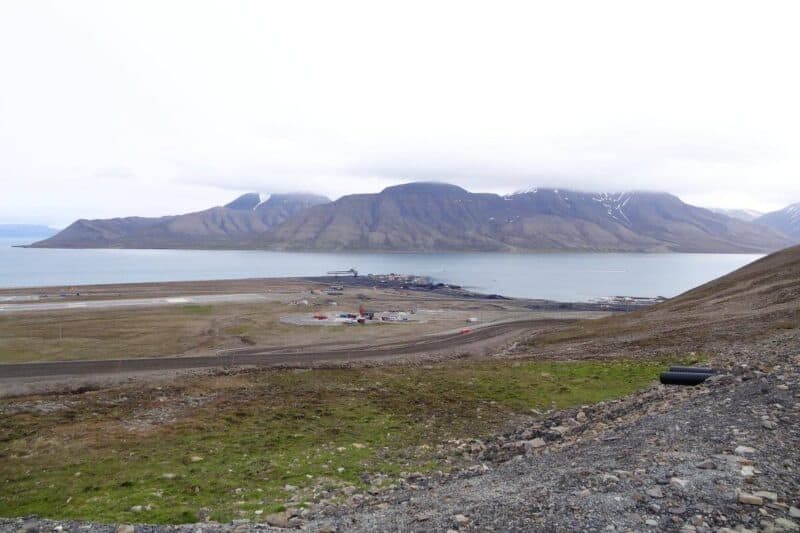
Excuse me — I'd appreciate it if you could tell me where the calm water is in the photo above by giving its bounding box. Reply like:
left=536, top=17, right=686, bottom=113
left=0, top=237, right=761, bottom=301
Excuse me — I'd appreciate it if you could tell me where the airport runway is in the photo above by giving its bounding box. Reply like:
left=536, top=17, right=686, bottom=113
left=0, top=293, right=270, bottom=313
left=0, top=318, right=561, bottom=380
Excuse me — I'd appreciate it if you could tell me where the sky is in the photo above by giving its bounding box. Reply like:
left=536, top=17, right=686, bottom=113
left=1, top=0, right=799, bottom=227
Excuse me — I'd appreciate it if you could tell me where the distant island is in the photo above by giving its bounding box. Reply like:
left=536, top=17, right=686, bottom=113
left=28, top=182, right=798, bottom=253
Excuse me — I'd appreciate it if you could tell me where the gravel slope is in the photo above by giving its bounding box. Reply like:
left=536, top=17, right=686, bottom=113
left=296, top=335, right=799, bottom=533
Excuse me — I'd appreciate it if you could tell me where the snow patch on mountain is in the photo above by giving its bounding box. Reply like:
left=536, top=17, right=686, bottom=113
left=255, top=193, right=272, bottom=209
left=593, top=192, right=633, bottom=225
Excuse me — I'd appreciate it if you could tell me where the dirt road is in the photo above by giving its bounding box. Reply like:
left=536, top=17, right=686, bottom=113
left=0, top=318, right=563, bottom=380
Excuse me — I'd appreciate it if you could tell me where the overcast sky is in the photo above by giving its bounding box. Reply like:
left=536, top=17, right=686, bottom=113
left=1, top=0, right=799, bottom=227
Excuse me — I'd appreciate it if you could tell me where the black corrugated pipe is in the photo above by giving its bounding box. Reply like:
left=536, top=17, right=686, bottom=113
left=660, top=371, right=713, bottom=386
left=668, top=366, right=716, bottom=374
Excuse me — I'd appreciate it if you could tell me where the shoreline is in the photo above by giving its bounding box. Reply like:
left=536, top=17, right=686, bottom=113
left=0, top=275, right=663, bottom=312
left=16, top=241, right=772, bottom=255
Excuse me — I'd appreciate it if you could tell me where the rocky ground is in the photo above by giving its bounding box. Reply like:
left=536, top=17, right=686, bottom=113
left=3, top=332, right=798, bottom=533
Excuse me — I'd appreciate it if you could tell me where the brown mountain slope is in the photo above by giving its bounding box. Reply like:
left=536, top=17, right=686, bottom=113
left=257, top=183, right=792, bottom=253
left=522, top=244, right=800, bottom=357
left=658, top=242, right=800, bottom=312
left=29, top=182, right=793, bottom=252
left=30, top=193, right=330, bottom=249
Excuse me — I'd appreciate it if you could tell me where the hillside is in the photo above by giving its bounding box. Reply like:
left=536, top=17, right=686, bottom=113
left=525, top=243, right=800, bottom=357
left=660, top=241, right=800, bottom=310
left=30, top=193, right=330, bottom=249
left=756, top=203, right=800, bottom=240
left=257, top=182, right=792, bottom=253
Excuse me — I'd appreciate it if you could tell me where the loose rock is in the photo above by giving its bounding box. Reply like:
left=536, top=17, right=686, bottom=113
left=265, top=511, right=290, bottom=528
left=646, top=486, right=664, bottom=499
left=453, top=514, right=470, bottom=526
left=738, top=493, right=764, bottom=506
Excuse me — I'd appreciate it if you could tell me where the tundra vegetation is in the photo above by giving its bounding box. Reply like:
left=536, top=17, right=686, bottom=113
left=0, top=359, right=679, bottom=524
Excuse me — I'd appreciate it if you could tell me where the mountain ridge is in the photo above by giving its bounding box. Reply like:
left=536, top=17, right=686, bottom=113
left=756, top=203, right=800, bottom=240
left=257, top=183, right=792, bottom=253
left=30, top=193, right=330, bottom=249
left=30, top=182, right=794, bottom=253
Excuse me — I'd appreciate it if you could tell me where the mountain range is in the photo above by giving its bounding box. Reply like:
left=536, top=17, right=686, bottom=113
left=755, top=203, right=800, bottom=241
left=257, top=183, right=793, bottom=253
left=29, top=182, right=798, bottom=253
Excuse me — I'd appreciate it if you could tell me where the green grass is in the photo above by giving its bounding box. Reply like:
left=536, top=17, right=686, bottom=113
left=224, top=325, right=250, bottom=336
left=0, top=359, right=672, bottom=524
left=181, top=305, right=214, bottom=315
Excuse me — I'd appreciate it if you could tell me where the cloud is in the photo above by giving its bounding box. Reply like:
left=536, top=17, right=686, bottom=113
left=1, top=0, right=799, bottom=225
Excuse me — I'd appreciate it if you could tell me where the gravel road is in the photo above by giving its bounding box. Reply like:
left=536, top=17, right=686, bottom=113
left=0, top=318, right=559, bottom=381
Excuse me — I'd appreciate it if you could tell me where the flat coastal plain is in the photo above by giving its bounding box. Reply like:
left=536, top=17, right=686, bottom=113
left=0, top=277, right=606, bottom=395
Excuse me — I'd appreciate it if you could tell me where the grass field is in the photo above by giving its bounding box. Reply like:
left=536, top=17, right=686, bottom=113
left=0, top=304, right=241, bottom=362
left=0, top=296, right=528, bottom=363
left=0, top=359, right=672, bottom=524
